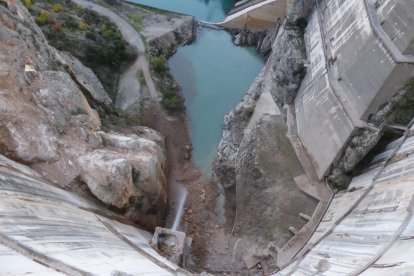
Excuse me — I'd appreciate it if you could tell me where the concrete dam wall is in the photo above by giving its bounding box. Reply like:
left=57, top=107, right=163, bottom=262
left=218, top=0, right=287, bottom=30
left=276, top=117, right=414, bottom=275
left=0, top=155, right=183, bottom=275
left=293, top=0, right=414, bottom=179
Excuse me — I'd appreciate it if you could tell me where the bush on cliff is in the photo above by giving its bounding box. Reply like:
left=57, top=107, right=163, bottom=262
left=23, top=0, right=32, bottom=9
left=52, top=3, right=63, bottom=13
left=151, top=56, right=167, bottom=73
left=37, top=10, right=51, bottom=25
left=162, top=90, right=182, bottom=111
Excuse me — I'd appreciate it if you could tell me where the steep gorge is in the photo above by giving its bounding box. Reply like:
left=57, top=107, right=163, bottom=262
left=1, top=0, right=414, bottom=274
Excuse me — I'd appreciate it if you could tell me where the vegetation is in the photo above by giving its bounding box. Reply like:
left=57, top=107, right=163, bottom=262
left=78, top=20, right=88, bottom=30
left=52, top=3, right=63, bottom=13
left=127, top=13, right=143, bottom=30
left=387, top=77, right=414, bottom=125
left=27, top=0, right=136, bottom=101
left=23, top=0, right=32, bottom=9
left=37, top=9, right=51, bottom=25
left=162, top=90, right=182, bottom=111
left=151, top=55, right=167, bottom=73
left=85, top=31, right=96, bottom=40
left=330, top=171, right=352, bottom=190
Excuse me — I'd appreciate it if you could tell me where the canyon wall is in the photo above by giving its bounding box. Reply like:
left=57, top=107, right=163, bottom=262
left=0, top=0, right=167, bottom=228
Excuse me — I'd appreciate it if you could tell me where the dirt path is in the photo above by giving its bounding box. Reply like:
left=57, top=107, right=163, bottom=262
left=70, top=0, right=160, bottom=110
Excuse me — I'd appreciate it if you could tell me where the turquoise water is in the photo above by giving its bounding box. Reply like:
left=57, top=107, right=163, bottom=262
left=129, top=0, right=264, bottom=175
left=169, top=29, right=263, bottom=174
left=129, top=0, right=234, bottom=22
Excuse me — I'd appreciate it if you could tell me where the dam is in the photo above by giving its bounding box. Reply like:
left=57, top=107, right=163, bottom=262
left=2, top=0, right=414, bottom=274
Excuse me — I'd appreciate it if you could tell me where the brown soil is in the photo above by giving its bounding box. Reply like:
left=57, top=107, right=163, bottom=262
left=140, top=101, right=238, bottom=273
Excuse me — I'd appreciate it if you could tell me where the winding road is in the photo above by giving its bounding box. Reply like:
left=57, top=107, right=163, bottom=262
left=71, top=0, right=161, bottom=110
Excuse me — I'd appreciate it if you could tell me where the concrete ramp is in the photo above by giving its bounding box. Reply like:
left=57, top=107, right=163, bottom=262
left=217, top=0, right=287, bottom=30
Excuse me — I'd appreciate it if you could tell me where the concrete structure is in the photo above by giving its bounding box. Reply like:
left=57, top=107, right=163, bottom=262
left=275, top=121, right=414, bottom=275
left=294, top=0, right=414, bottom=179
left=217, top=0, right=287, bottom=30
left=151, top=227, right=191, bottom=266
left=0, top=155, right=187, bottom=275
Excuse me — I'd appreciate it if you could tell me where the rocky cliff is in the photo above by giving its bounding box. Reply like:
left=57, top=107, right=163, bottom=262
left=213, top=2, right=318, bottom=270
left=0, top=0, right=167, bottom=227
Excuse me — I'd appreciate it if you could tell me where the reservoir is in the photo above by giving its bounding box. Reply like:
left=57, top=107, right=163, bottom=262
left=129, top=0, right=265, bottom=175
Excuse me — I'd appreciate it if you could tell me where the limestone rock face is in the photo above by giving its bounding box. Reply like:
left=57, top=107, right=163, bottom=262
left=0, top=0, right=167, bottom=224
left=140, top=12, right=195, bottom=57
left=213, top=3, right=315, bottom=270
left=267, top=22, right=307, bottom=105
left=214, top=22, right=306, bottom=188
left=214, top=71, right=265, bottom=188
left=57, top=52, right=113, bottom=111
left=79, top=151, right=138, bottom=208
left=286, top=0, right=316, bottom=22
left=231, top=27, right=278, bottom=57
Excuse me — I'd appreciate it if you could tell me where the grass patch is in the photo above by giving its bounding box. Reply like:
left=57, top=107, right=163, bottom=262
left=127, top=13, right=143, bottom=30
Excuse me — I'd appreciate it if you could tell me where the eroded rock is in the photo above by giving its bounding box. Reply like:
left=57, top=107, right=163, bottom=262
left=0, top=0, right=167, bottom=224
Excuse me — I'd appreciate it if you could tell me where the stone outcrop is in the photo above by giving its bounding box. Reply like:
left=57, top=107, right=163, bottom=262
left=230, top=27, right=279, bottom=57
left=213, top=4, right=317, bottom=270
left=0, top=0, right=167, bottom=225
left=120, top=3, right=195, bottom=58
left=214, top=20, right=307, bottom=188
left=57, top=52, right=113, bottom=111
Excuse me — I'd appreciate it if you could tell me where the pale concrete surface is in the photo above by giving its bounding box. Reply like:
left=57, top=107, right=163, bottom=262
left=218, top=0, right=287, bottom=30
left=275, top=119, right=414, bottom=275
left=0, top=156, right=182, bottom=275
left=295, top=0, right=414, bottom=179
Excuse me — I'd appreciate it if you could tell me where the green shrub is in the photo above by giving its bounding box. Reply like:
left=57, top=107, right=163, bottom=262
left=151, top=55, right=166, bottom=73
left=23, top=0, right=32, bottom=9
left=102, top=29, right=113, bottom=38
left=37, top=10, right=51, bottom=25
left=162, top=90, right=182, bottom=110
left=52, top=3, right=63, bottom=13
left=78, top=20, right=89, bottom=30
left=85, top=31, right=96, bottom=40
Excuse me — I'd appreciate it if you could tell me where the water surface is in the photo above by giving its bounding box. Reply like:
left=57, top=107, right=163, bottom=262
left=169, top=28, right=263, bottom=174
left=130, top=0, right=265, bottom=175
left=129, top=0, right=234, bottom=21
